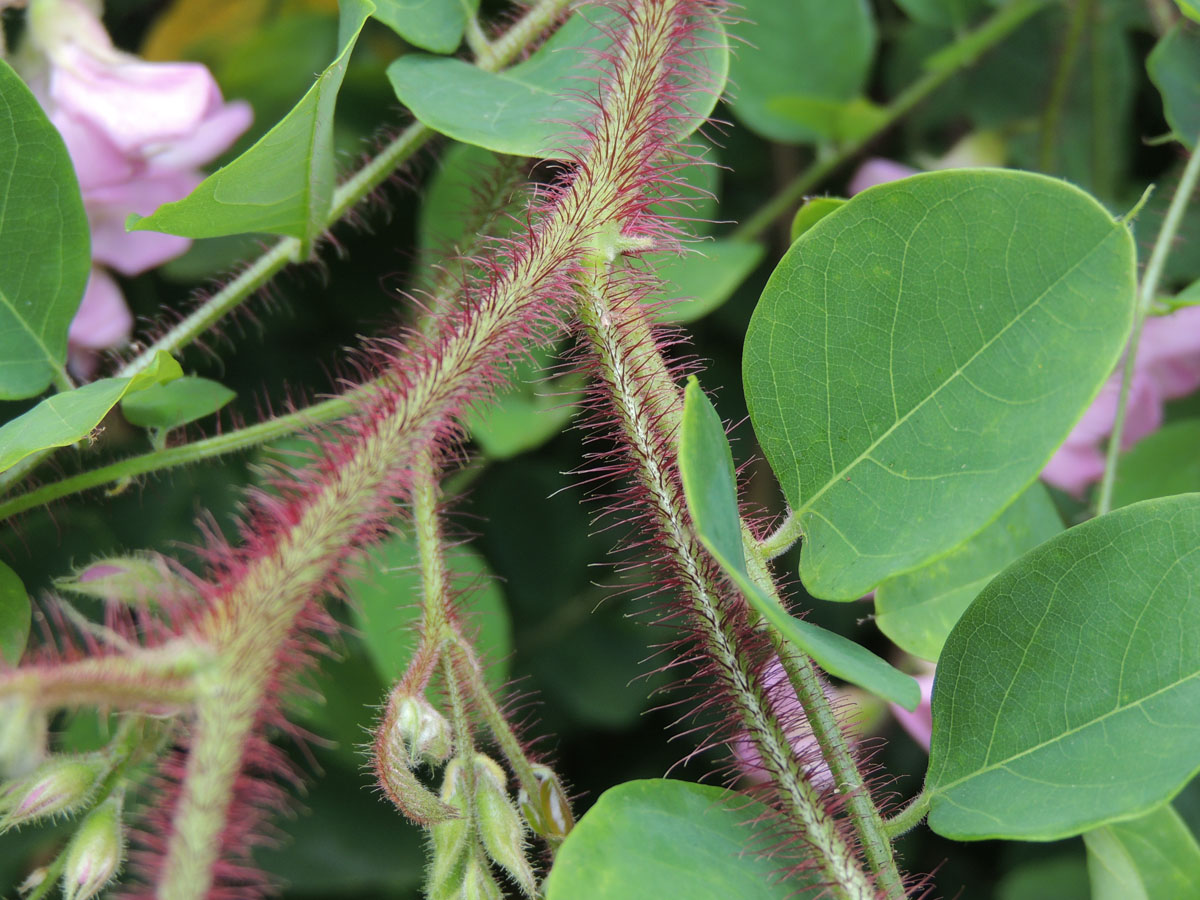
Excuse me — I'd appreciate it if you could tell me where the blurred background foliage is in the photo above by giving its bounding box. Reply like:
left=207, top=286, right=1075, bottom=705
left=2, top=0, right=1199, bottom=896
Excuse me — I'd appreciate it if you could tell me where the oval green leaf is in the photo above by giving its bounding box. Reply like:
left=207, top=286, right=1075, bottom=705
left=0, top=352, right=183, bottom=474
left=646, top=241, right=764, bottom=324
left=543, top=779, right=814, bottom=900
left=874, top=482, right=1063, bottom=662
left=0, top=561, right=30, bottom=666
left=679, top=379, right=919, bottom=709
left=0, top=60, right=90, bottom=400
left=1148, top=23, right=1200, bottom=150
left=790, top=197, right=845, bottom=243
left=728, top=0, right=875, bottom=144
left=373, top=0, right=476, bottom=54
left=926, top=494, right=1200, bottom=840
left=130, top=0, right=375, bottom=251
left=120, top=376, right=236, bottom=431
left=1085, top=805, right=1200, bottom=900
left=348, top=529, right=511, bottom=690
left=744, top=169, right=1135, bottom=601
left=388, top=8, right=728, bottom=159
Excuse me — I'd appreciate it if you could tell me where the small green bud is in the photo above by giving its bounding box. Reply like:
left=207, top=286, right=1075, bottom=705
left=0, top=754, right=107, bottom=832
left=473, top=755, right=536, bottom=896
left=55, top=554, right=193, bottom=607
left=0, top=697, right=48, bottom=779
left=392, top=694, right=452, bottom=766
left=427, top=759, right=472, bottom=900
left=517, top=764, right=574, bottom=840
left=61, top=792, right=124, bottom=900
left=463, top=857, right=503, bottom=900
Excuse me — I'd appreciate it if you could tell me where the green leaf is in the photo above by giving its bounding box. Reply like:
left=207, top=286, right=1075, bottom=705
left=0, top=561, right=30, bottom=666
left=129, top=0, right=376, bottom=251
left=743, top=170, right=1136, bottom=601
left=1085, top=805, right=1200, bottom=900
left=1110, top=421, right=1200, bottom=509
left=766, top=95, right=889, bottom=144
left=1178, top=0, right=1200, bottom=24
left=893, top=0, right=988, bottom=29
left=0, top=352, right=183, bottom=474
left=728, top=0, right=875, bottom=143
left=388, top=7, right=728, bottom=159
left=678, top=378, right=919, bottom=709
left=372, top=0, right=477, bottom=54
left=0, top=60, right=90, bottom=400
left=543, top=780, right=815, bottom=900
left=1148, top=23, right=1200, bottom=151
left=120, top=377, right=236, bottom=431
left=874, top=483, right=1063, bottom=662
left=347, top=529, right=512, bottom=690
left=790, top=197, right=845, bottom=243
left=644, top=240, right=764, bottom=324
left=926, top=494, right=1200, bottom=841
left=468, top=345, right=583, bottom=459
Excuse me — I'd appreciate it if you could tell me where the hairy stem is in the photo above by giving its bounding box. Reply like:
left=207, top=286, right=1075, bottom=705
left=576, top=259, right=877, bottom=898
left=730, top=0, right=1047, bottom=243
left=0, top=0, right=572, bottom=496
left=1096, top=137, right=1200, bottom=515
left=0, top=647, right=200, bottom=712
left=156, top=2, right=716, bottom=893
left=882, top=791, right=930, bottom=840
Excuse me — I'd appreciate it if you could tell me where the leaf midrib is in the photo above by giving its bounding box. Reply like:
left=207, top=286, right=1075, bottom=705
left=796, top=225, right=1124, bottom=516
left=930, top=667, right=1200, bottom=797
left=0, top=285, right=62, bottom=379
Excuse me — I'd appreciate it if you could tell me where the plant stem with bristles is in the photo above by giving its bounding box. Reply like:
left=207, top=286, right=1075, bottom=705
left=575, top=255, right=877, bottom=898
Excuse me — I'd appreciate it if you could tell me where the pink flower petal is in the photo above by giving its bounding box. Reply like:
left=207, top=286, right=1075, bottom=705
left=889, top=674, right=934, bottom=752
left=146, top=100, right=253, bottom=173
left=87, top=172, right=199, bottom=275
left=50, top=109, right=134, bottom=192
left=51, top=48, right=222, bottom=154
left=68, top=268, right=132, bottom=351
left=848, top=158, right=919, bottom=196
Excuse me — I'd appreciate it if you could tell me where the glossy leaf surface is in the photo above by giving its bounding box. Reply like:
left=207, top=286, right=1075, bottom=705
left=1085, top=805, right=1200, bottom=900
left=388, top=7, right=728, bottom=158
left=927, top=495, right=1200, bottom=840
left=875, top=483, right=1062, bottom=662
left=744, top=170, right=1135, bottom=600
left=131, top=0, right=375, bottom=250
left=543, top=780, right=811, bottom=900
left=0, top=352, right=183, bottom=474
left=679, top=379, right=919, bottom=709
left=0, top=60, right=90, bottom=400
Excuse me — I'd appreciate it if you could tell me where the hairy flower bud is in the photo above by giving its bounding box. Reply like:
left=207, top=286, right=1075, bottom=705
left=56, top=554, right=192, bottom=607
left=517, top=764, right=574, bottom=841
left=0, top=754, right=107, bottom=832
left=427, top=758, right=472, bottom=900
left=391, top=693, right=452, bottom=767
left=61, top=792, right=124, bottom=900
left=473, top=755, right=536, bottom=896
left=0, top=697, right=48, bottom=779
left=464, top=857, right=503, bottom=900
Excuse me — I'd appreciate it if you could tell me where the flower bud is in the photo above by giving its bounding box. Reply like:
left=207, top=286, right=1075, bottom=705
left=427, top=759, right=472, bottom=900
left=391, top=693, right=452, bottom=767
left=61, top=792, right=124, bottom=900
left=473, top=755, right=536, bottom=897
left=0, top=697, right=48, bottom=779
left=55, top=554, right=190, bottom=607
left=0, top=754, right=106, bottom=832
left=517, top=764, right=574, bottom=841
left=463, top=857, right=503, bottom=900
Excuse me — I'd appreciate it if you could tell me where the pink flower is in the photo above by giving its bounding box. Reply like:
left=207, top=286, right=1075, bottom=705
left=1042, top=306, right=1200, bottom=495
left=847, top=158, right=919, bottom=196
left=888, top=671, right=934, bottom=752
left=26, top=0, right=251, bottom=374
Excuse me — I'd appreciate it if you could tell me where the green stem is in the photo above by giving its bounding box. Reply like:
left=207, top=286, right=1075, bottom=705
left=756, top=510, right=801, bottom=559
left=730, top=0, right=1047, bottom=244
left=1037, top=0, right=1092, bottom=173
left=0, top=0, right=572, bottom=496
left=882, top=791, right=930, bottom=839
left=1096, top=138, right=1200, bottom=516
left=742, top=530, right=907, bottom=899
